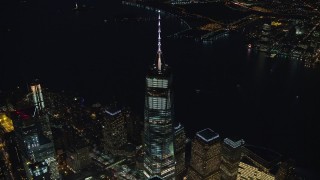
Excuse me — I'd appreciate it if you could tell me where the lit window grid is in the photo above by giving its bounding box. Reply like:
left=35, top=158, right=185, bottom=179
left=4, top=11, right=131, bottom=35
left=237, top=162, right=275, bottom=180
left=144, top=73, right=175, bottom=179
left=147, top=78, right=168, bottom=88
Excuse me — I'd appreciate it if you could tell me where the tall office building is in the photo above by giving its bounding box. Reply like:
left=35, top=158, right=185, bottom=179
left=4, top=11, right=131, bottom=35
left=30, top=79, right=45, bottom=112
left=102, top=105, right=127, bottom=155
left=221, top=138, right=244, bottom=180
left=11, top=109, right=60, bottom=179
left=29, top=79, right=52, bottom=140
left=174, top=123, right=186, bottom=179
left=28, top=80, right=60, bottom=178
left=143, top=10, right=176, bottom=179
left=188, top=128, right=221, bottom=180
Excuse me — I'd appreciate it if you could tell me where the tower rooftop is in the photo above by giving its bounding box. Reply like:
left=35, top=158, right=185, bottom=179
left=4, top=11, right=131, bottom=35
left=224, top=138, right=245, bottom=149
left=196, top=128, right=219, bottom=143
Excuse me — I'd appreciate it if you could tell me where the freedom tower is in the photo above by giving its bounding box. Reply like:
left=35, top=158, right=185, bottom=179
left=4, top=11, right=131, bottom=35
left=143, top=10, right=176, bottom=179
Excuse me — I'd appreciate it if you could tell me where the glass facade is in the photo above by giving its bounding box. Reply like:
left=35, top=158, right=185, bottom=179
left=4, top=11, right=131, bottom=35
left=143, top=67, right=176, bottom=180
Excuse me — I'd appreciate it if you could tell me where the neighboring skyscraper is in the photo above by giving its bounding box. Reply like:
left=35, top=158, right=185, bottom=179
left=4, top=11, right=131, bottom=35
left=102, top=105, right=127, bottom=155
left=174, top=122, right=186, bottom=179
left=29, top=79, right=52, bottom=140
left=188, top=128, right=221, bottom=180
left=66, top=142, right=91, bottom=172
left=11, top=109, right=60, bottom=179
left=30, top=79, right=45, bottom=112
left=221, top=138, right=245, bottom=180
left=143, top=10, right=176, bottom=179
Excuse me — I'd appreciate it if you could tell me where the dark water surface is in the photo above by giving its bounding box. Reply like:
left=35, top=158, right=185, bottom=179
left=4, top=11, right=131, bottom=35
left=1, top=0, right=320, bottom=176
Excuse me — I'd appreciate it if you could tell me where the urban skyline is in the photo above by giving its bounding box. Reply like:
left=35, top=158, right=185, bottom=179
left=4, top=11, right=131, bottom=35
left=1, top=0, right=320, bottom=179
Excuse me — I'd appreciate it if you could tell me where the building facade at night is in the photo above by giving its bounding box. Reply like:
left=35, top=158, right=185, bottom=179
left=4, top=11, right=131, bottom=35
left=174, top=122, right=186, bottom=179
left=221, top=138, right=244, bottom=180
left=29, top=80, right=52, bottom=140
left=66, top=144, right=91, bottom=172
left=102, top=106, right=127, bottom=155
left=188, top=128, right=221, bottom=180
left=143, top=10, right=176, bottom=179
left=237, top=162, right=275, bottom=180
left=11, top=110, right=60, bottom=179
left=236, top=145, right=282, bottom=180
left=30, top=80, right=45, bottom=112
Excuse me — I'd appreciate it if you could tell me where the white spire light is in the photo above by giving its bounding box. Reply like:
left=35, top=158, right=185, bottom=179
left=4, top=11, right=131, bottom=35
left=157, top=10, right=162, bottom=71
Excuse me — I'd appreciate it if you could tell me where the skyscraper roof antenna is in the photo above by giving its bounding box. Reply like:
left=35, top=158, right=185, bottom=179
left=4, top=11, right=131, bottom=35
left=157, top=10, right=162, bottom=71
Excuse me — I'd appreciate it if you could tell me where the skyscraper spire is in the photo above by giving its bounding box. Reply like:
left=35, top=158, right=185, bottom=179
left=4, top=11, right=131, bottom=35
left=157, top=10, right=162, bottom=71
left=144, top=9, right=175, bottom=180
